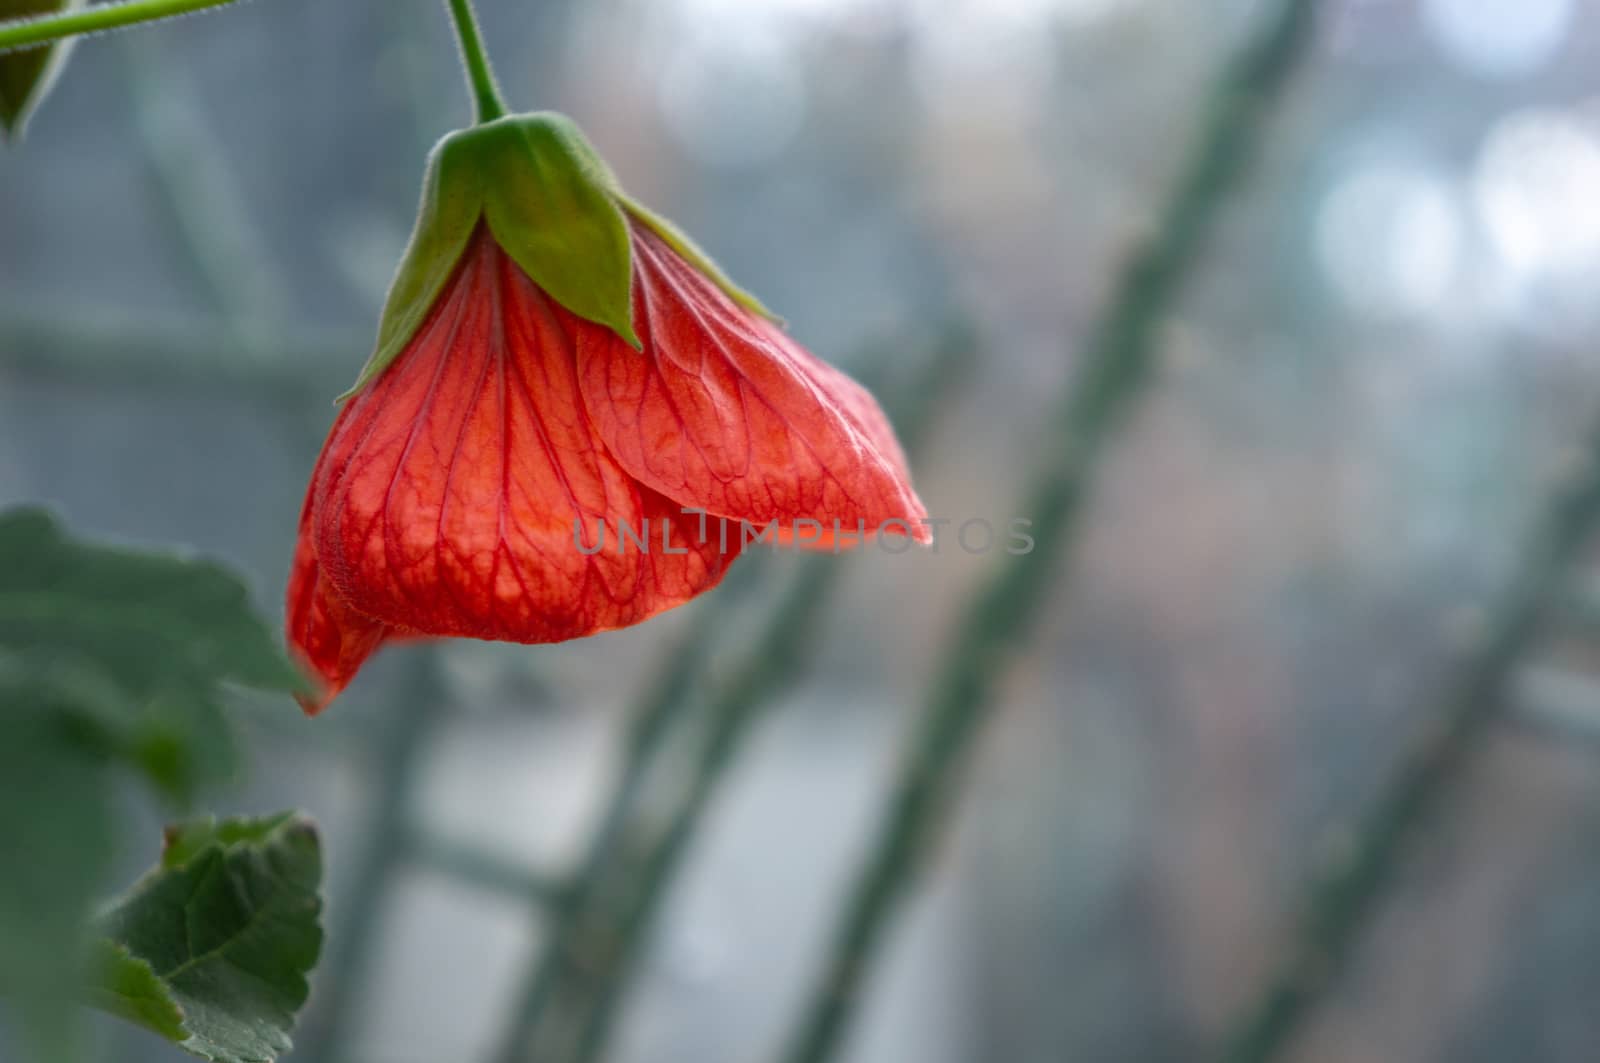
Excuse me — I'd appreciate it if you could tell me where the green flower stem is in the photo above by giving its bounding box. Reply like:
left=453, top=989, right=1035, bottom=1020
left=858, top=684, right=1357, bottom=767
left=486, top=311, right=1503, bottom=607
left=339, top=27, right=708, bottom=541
left=0, top=0, right=242, bottom=54
left=406, top=827, right=566, bottom=903
left=1220, top=419, right=1600, bottom=1063
left=0, top=309, right=356, bottom=403
left=444, top=0, right=506, bottom=124
left=776, top=3, right=1320, bottom=1063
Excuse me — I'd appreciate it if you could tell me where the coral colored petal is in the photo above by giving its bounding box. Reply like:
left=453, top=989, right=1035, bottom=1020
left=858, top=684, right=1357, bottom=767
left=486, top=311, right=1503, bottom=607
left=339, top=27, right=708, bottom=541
left=313, top=228, right=738, bottom=643
left=285, top=476, right=391, bottom=715
left=784, top=345, right=915, bottom=486
left=575, top=222, right=930, bottom=549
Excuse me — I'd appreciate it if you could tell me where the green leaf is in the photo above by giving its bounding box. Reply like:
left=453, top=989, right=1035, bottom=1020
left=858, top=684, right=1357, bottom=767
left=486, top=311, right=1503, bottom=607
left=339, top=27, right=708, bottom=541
left=0, top=501, right=305, bottom=798
left=0, top=671, right=116, bottom=1062
left=0, top=0, right=85, bottom=140
left=0, top=508, right=305, bottom=702
left=159, top=811, right=294, bottom=868
left=0, top=508, right=311, bottom=1058
left=85, top=940, right=186, bottom=1043
left=90, top=814, right=325, bottom=1063
left=0, top=505, right=305, bottom=803
left=0, top=505, right=305, bottom=755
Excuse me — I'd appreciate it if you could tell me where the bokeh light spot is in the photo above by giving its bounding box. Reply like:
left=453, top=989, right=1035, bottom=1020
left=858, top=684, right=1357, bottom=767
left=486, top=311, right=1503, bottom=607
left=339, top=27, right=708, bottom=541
left=1421, top=0, right=1571, bottom=78
left=1473, top=109, right=1600, bottom=277
left=1315, top=164, right=1463, bottom=320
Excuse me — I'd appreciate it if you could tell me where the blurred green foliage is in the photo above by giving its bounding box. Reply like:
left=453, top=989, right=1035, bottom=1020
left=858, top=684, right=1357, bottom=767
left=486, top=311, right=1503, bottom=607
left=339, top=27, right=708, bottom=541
left=91, top=814, right=324, bottom=1063
left=0, top=507, right=321, bottom=1062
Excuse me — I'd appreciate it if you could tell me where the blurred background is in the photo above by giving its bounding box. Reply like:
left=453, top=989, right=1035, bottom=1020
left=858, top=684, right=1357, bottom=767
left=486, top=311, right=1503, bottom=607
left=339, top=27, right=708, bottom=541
left=5, top=0, right=1600, bottom=1061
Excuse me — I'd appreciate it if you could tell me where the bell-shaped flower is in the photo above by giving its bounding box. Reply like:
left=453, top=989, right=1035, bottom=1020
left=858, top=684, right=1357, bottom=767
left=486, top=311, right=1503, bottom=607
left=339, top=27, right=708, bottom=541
left=288, top=114, right=927, bottom=713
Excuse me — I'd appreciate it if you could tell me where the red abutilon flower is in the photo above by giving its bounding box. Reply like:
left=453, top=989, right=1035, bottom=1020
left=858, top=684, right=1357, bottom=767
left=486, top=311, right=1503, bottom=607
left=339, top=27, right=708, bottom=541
left=287, top=113, right=928, bottom=714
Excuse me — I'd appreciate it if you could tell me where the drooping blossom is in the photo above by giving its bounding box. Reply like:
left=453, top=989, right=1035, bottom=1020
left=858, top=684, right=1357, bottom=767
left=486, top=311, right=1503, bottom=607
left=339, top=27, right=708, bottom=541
left=287, top=113, right=927, bottom=713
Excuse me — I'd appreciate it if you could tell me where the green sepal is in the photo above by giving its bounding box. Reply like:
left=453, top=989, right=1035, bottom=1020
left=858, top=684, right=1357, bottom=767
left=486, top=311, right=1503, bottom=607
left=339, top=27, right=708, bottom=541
left=340, top=126, right=488, bottom=399
left=479, top=113, right=640, bottom=351
left=550, top=122, right=779, bottom=322
left=618, top=195, right=782, bottom=324
left=343, top=112, right=639, bottom=399
left=344, top=111, right=783, bottom=400
left=0, top=0, right=85, bottom=140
